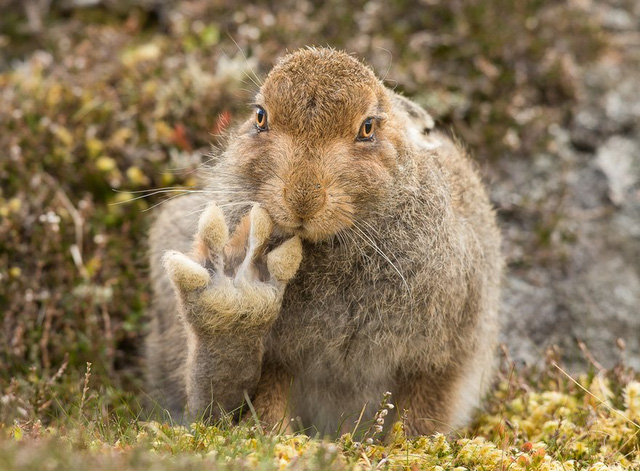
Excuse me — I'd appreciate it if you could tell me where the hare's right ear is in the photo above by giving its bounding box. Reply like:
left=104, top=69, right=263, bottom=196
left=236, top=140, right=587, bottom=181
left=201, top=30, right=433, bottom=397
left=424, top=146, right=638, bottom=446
left=390, top=91, right=435, bottom=133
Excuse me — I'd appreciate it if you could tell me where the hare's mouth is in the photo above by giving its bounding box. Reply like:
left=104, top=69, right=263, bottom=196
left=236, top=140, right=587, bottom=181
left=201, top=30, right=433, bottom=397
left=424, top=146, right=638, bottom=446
left=267, top=199, right=354, bottom=243
left=273, top=220, right=314, bottom=239
left=272, top=218, right=335, bottom=243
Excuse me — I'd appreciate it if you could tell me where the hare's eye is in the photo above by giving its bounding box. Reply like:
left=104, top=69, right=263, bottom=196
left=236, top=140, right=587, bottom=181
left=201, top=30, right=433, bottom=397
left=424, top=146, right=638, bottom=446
left=255, top=107, right=268, bottom=131
left=357, top=118, right=375, bottom=141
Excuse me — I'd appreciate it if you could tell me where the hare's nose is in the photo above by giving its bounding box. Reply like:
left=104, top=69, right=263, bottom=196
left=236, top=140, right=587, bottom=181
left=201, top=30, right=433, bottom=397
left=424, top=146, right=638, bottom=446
left=283, top=183, right=326, bottom=219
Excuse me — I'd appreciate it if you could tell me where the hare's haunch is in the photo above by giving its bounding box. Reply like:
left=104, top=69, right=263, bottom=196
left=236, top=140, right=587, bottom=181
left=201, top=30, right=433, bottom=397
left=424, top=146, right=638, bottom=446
left=146, top=47, right=503, bottom=436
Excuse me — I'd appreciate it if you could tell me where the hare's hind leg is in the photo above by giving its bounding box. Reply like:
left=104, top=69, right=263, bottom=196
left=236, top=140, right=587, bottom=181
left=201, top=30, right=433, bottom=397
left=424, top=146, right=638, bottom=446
left=394, top=370, right=461, bottom=436
left=250, top=361, right=294, bottom=433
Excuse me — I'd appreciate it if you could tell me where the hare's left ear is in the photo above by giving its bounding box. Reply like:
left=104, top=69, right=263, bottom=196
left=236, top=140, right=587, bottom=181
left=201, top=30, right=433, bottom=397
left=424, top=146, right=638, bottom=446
left=389, top=91, right=435, bottom=133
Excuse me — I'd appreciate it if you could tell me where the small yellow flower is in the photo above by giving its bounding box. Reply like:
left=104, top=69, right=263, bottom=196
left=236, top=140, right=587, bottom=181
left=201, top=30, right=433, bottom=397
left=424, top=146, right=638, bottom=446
left=96, top=156, right=117, bottom=172
left=8, top=198, right=21, bottom=213
left=126, top=166, right=150, bottom=186
left=121, top=43, right=161, bottom=66
left=52, top=124, right=73, bottom=148
left=86, top=137, right=104, bottom=159
left=588, top=462, right=609, bottom=471
left=624, top=381, right=640, bottom=419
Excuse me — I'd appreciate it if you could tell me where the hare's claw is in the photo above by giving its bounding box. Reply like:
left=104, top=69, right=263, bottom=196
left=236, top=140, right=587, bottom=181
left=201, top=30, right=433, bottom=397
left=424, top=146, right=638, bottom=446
left=267, top=236, right=303, bottom=284
left=193, top=203, right=228, bottom=268
left=163, top=250, right=210, bottom=293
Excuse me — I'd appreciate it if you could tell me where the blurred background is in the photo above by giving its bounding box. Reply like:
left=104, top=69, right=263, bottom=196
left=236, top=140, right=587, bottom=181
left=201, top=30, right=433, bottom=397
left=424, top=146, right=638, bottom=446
left=1, top=0, right=639, bottom=423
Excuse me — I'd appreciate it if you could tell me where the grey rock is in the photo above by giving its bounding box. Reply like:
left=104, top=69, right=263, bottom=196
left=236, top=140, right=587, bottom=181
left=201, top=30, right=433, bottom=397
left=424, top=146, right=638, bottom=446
left=497, top=14, right=640, bottom=369
left=596, top=136, right=640, bottom=205
left=600, top=6, right=636, bottom=31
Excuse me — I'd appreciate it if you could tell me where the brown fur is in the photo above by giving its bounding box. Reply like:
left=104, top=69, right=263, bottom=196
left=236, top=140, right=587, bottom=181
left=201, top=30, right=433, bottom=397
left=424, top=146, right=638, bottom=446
left=145, top=47, right=503, bottom=436
left=251, top=360, right=294, bottom=433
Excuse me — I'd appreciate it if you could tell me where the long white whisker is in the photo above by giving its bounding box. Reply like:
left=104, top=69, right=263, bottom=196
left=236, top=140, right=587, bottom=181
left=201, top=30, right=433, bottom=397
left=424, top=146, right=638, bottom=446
left=141, top=192, right=197, bottom=212
left=109, top=189, right=206, bottom=205
left=183, top=201, right=216, bottom=222
left=228, top=35, right=263, bottom=87
left=376, top=46, right=394, bottom=83
left=113, top=186, right=193, bottom=195
left=161, top=154, right=223, bottom=173
left=358, top=217, right=415, bottom=279
left=217, top=48, right=260, bottom=90
left=350, top=222, right=411, bottom=296
left=184, top=200, right=257, bottom=220
left=220, top=44, right=261, bottom=90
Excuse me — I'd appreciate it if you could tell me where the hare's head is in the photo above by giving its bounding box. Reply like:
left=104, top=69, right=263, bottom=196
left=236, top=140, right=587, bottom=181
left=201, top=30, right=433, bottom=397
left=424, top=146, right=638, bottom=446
left=227, top=48, right=404, bottom=242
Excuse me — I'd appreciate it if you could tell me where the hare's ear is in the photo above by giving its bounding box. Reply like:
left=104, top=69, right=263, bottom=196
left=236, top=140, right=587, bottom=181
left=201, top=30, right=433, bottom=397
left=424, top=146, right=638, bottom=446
left=389, top=91, right=435, bottom=132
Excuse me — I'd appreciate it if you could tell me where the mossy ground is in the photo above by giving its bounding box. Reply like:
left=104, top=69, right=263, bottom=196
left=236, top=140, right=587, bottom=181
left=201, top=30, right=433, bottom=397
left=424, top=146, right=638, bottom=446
left=2, top=354, right=640, bottom=470
left=0, top=1, right=636, bottom=469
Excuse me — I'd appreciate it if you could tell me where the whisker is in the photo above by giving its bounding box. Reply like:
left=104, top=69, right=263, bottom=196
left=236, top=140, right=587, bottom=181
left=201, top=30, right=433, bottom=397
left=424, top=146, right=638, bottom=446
left=218, top=201, right=258, bottom=208
left=375, top=46, right=394, bottom=83
left=356, top=217, right=414, bottom=278
left=217, top=47, right=261, bottom=91
left=220, top=42, right=261, bottom=91
left=113, top=186, right=193, bottom=195
left=344, top=227, right=371, bottom=264
left=228, top=34, right=263, bottom=87
left=110, top=189, right=206, bottom=205
left=264, top=166, right=286, bottom=186
left=162, top=154, right=225, bottom=174
left=142, top=191, right=198, bottom=212
left=183, top=201, right=216, bottom=221
left=350, top=222, right=411, bottom=296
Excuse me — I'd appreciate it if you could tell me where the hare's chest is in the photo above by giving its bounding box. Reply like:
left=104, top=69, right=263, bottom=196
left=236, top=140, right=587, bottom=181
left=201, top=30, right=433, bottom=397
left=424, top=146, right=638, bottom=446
left=266, top=243, right=420, bottom=372
left=268, top=274, right=409, bottom=375
left=266, top=277, right=404, bottom=433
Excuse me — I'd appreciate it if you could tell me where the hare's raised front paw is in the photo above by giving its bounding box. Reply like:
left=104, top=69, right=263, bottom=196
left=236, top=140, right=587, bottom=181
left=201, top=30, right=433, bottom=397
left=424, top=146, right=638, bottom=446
left=163, top=204, right=302, bottom=335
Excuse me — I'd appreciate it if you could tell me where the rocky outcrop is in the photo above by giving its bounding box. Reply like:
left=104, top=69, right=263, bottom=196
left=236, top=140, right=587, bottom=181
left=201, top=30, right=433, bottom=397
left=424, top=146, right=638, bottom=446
left=497, top=1, right=640, bottom=369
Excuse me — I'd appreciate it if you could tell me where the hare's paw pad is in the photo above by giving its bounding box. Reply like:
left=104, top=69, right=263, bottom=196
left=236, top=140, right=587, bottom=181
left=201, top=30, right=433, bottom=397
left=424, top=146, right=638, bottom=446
left=202, top=282, right=279, bottom=327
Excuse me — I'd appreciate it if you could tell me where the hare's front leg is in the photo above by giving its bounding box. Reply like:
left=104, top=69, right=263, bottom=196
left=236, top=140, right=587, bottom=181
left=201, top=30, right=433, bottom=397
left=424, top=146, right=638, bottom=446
left=163, top=204, right=302, bottom=421
left=394, top=371, right=459, bottom=436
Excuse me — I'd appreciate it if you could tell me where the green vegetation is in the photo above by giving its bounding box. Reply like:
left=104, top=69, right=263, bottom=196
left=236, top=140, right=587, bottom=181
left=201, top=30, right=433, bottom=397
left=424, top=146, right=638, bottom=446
left=2, top=354, right=640, bottom=469
left=0, top=1, right=634, bottom=469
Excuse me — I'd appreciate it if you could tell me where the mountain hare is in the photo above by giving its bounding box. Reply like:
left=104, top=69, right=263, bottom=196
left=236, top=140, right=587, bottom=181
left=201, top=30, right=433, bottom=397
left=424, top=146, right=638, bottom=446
left=146, top=47, right=502, bottom=436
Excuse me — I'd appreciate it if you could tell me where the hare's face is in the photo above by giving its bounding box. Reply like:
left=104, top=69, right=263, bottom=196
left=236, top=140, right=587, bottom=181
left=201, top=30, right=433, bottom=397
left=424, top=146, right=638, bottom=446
left=228, top=49, right=403, bottom=242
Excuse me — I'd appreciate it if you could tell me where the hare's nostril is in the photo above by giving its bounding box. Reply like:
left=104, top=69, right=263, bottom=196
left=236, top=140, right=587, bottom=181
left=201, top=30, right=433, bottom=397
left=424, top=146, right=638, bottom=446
left=282, top=184, right=326, bottom=219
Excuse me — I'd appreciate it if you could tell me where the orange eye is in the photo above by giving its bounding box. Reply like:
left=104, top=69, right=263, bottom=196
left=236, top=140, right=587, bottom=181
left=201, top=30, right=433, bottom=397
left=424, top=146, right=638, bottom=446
left=255, top=107, right=268, bottom=131
left=357, top=118, right=375, bottom=141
